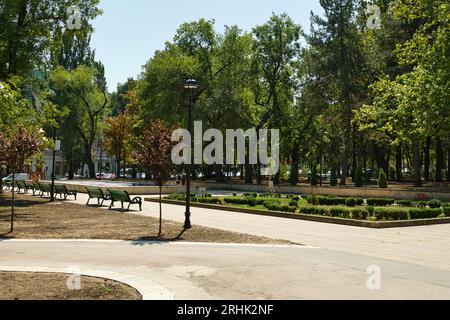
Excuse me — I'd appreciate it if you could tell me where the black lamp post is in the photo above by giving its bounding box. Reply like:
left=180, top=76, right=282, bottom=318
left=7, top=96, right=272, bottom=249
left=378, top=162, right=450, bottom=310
left=183, top=79, right=199, bottom=230
left=319, top=129, right=324, bottom=187
left=50, top=128, right=60, bottom=202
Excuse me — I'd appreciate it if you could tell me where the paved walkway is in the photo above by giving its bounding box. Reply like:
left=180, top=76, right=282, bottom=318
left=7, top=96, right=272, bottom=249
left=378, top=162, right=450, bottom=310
left=2, top=191, right=450, bottom=299
left=72, top=192, right=450, bottom=271
left=1, top=239, right=450, bottom=299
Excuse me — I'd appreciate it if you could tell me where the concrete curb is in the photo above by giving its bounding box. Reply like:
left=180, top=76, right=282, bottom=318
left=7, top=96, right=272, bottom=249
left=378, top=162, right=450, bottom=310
left=145, top=199, right=450, bottom=229
left=0, top=238, right=305, bottom=248
left=0, top=265, right=174, bottom=300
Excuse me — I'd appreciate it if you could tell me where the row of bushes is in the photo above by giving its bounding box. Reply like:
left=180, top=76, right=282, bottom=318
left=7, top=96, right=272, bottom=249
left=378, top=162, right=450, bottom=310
left=306, top=195, right=364, bottom=207
left=306, top=195, right=450, bottom=208
left=263, top=202, right=297, bottom=213
left=299, top=206, right=449, bottom=221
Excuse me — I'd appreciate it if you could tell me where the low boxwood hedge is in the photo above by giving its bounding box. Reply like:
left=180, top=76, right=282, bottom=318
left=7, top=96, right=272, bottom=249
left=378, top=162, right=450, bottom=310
left=263, top=201, right=297, bottom=213
left=299, top=206, right=329, bottom=216
left=345, top=198, right=364, bottom=207
left=196, top=197, right=223, bottom=205
left=373, top=208, right=409, bottom=221
left=350, top=208, right=370, bottom=220
left=366, top=198, right=395, bottom=206
left=329, top=207, right=352, bottom=218
left=443, top=207, right=450, bottom=217
left=397, top=200, right=412, bottom=207
left=409, top=208, right=443, bottom=219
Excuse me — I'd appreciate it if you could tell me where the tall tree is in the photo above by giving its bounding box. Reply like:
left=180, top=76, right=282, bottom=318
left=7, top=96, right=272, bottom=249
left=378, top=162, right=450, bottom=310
left=0, top=0, right=101, bottom=80
left=307, top=0, right=366, bottom=185
left=50, top=65, right=108, bottom=178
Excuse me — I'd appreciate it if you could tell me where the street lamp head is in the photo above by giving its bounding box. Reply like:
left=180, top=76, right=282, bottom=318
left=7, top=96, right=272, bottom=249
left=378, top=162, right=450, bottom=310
left=184, top=79, right=199, bottom=94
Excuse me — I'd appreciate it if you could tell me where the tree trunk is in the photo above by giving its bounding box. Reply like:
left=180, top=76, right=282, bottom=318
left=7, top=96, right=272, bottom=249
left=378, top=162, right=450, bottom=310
left=244, top=164, right=253, bottom=184
left=413, top=141, right=422, bottom=187
left=84, top=147, right=96, bottom=179
left=159, top=185, right=162, bottom=237
left=290, top=141, right=300, bottom=186
left=0, top=171, right=3, bottom=195
left=215, top=165, right=225, bottom=183
left=424, top=136, right=431, bottom=182
left=395, top=145, right=402, bottom=182
left=435, top=137, right=444, bottom=182
left=68, top=160, right=75, bottom=180
left=447, top=145, right=450, bottom=182
left=116, top=158, right=121, bottom=180
left=340, top=116, right=351, bottom=185
left=10, top=172, right=15, bottom=233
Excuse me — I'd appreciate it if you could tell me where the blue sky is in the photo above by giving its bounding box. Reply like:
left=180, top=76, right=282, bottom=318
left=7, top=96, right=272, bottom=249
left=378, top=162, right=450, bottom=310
left=90, top=0, right=323, bottom=92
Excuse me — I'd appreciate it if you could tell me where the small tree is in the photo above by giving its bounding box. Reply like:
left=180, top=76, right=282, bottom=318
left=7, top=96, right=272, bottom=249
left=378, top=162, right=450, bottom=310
left=330, top=162, right=338, bottom=187
left=0, top=126, right=45, bottom=233
left=138, top=120, right=178, bottom=236
left=355, top=163, right=364, bottom=188
left=104, top=112, right=134, bottom=179
left=378, top=168, right=388, bottom=189
left=311, top=163, right=318, bottom=186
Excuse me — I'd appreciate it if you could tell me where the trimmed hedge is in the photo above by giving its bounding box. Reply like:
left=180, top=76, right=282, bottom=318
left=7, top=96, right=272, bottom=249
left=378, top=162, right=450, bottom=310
left=263, top=201, right=297, bottom=213
left=244, top=192, right=258, bottom=198
left=397, top=200, right=412, bottom=207
left=351, top=208, right=370, bottom=220
left=299, top=206, right=328, bottom=216
left=329, top=207, right=352, bottom=218
left=374, top=208, right=409, bottom=221
left=443, top=207, right=450, bottom=217
left=366, top=198, right=395, bottom=206
left=223, top=197, right=266, bottom=207
left=306, top=195, right=363, bottom=207
left=409, top=208, right=443, bottom=219
left=289, top=200, right=299, bottom=208
left=196, top=197, right=223, bottom=205
left=345, top=198, right=364, bottom=207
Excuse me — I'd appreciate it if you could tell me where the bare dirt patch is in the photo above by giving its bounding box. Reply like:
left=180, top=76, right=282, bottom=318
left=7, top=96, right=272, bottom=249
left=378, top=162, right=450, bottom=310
left=0, top=193, right=292, bottom=244
left=0, top=272, right=141, bottom=300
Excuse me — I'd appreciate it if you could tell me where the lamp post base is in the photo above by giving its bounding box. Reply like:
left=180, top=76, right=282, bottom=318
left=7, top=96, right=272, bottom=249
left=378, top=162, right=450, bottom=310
left=183, top=213, right=192, bottom=230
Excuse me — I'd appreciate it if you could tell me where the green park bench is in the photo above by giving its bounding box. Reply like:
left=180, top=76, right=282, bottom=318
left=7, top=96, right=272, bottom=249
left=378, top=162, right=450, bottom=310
left=86, top=187, right=111, bottom=206
left=54, top=184, right=77, bottom=200
left=107, top=189, right=142, bottom=211
left=16, top=181, right=36, bottom=194
left=37, top=183, right=53, bottom=198
left=4, top=180, right=12, bottom=190
left=33, top=182, right=43, bottom=196
left=15, top=181, right=27, bottom=194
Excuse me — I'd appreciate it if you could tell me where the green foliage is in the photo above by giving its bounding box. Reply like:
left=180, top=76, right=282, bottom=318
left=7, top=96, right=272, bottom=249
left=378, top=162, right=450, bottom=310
left=426, top=200, right=442, bottom=209
left=310, top=164, right=318, bottom=186
left=299, top=206, right=328, bottom=216
left=243, top=192, right=258, bottom=198
left=373, top=208, right=410, bottom=221
left=355, top=164, right=364, bottom=187
left=345, top=198, right=364, bottom=207
left=378, top=169, right=388, bottom=188
left=263, top=202, right=297, bottom=213
left=409, top=208, right=443, bottom=220
left=366, top=198, right=395, bottom=206
left=330, top=162, right=338, bottom=187
left=350, top=208, right=369, bottom=220
left=397, top=200, right=413, bottom=207
left=329, top=207, right=352, bottom=219
left=443, top=207, right=450, bottom=217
